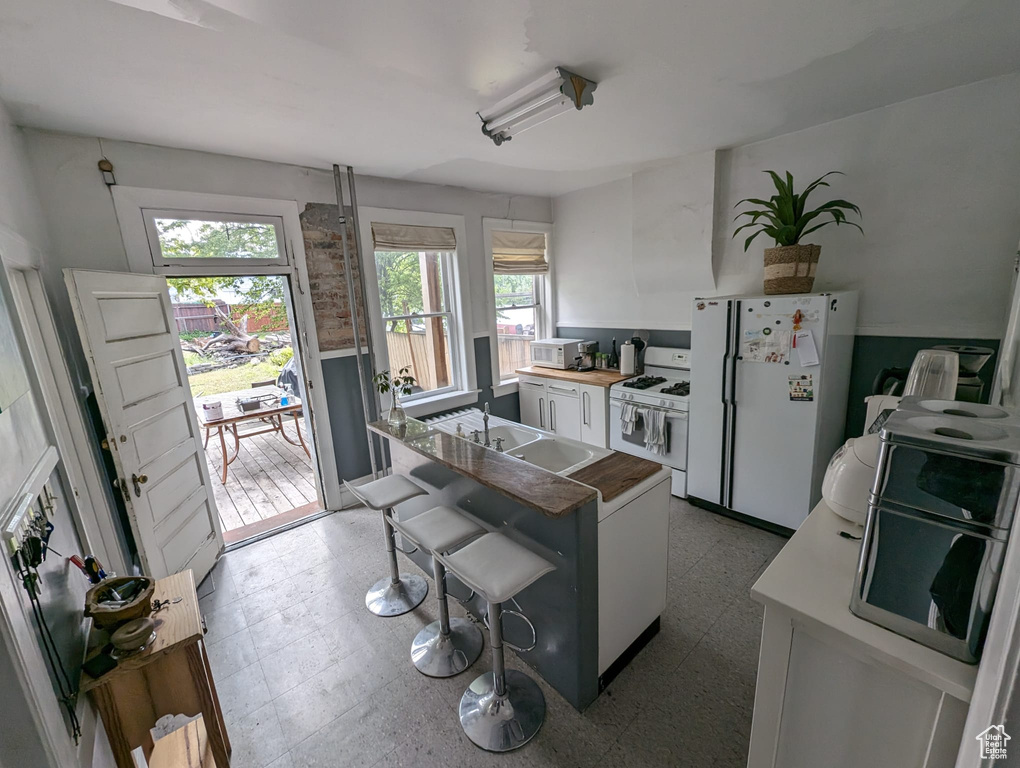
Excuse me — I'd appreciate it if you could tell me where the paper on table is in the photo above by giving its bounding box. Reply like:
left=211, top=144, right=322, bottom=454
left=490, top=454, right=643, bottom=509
left=794, top=330, right=820, bottom=367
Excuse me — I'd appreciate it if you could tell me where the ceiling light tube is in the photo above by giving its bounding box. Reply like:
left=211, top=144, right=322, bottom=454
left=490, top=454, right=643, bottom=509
left=483, top=88, right=565, bottom=135
left=478, top=66, right=597, bottom=146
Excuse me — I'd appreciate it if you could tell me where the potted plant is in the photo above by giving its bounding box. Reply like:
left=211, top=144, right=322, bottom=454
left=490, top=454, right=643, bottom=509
left=373, top=367, right=418, bottom=428
left=733, top=170, right=863, bottom=295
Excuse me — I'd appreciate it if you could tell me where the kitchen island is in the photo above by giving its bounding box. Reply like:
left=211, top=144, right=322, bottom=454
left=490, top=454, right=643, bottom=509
left=367, top=412, right=671, bottom=710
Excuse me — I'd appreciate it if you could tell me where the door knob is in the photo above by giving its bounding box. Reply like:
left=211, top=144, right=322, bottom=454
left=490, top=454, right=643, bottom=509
left=131, top=473, right=148, bottom=497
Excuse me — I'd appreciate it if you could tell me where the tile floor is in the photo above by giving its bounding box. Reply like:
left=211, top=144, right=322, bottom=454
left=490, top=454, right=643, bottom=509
left=199, top=498, right=787, bottom=767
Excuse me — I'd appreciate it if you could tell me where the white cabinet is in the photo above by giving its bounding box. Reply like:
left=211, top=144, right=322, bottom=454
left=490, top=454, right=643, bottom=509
left=519, top=378, right=547, bottom=430
left=748, top=504, right=975, bottom=768
left=548, top=388, right=581, bottom=441
left=579, top=384, right=608, bottom=448
left=519, top=375, right=609, bottom=446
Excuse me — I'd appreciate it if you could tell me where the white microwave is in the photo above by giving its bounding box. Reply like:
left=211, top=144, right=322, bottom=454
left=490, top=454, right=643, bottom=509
left=530, top=338, right=585, bottom=370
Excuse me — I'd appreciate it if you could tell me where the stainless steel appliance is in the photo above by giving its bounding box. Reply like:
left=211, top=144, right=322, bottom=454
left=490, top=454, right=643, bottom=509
left=530, top=338, right=584, bottom=370
left=688, top=291, right=859, bottom=531
left=609, top=347, right=690, bottom=497
left=851, top=397, right=1018, bottom=663
left=576, top=341, right=598, bottom=371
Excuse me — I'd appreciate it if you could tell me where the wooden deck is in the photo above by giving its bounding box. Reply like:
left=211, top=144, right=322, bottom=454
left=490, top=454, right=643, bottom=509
left=203, top=415, right=320, bottom=533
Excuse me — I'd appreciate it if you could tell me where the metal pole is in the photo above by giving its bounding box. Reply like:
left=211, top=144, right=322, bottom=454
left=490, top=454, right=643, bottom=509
left=345, top=165, right=384, bottom=466
left=333, top=163, right=378, bottom=479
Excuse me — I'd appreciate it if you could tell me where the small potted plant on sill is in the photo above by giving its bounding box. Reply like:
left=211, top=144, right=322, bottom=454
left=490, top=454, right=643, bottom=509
left=734, top=170, right=863, bottom=295
left=373, top=367, right=418, bottom=429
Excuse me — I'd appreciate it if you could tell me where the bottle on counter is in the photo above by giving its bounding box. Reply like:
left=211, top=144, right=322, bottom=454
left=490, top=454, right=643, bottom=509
left=609, top=338, right=619, bottom=369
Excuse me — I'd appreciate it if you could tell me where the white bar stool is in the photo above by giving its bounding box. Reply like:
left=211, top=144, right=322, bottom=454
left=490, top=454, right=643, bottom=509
left=435, top=532, right=556, bottom=752
left=388, top=506, right=486, bottom=677
left=344, top=475, right=429, bottom=617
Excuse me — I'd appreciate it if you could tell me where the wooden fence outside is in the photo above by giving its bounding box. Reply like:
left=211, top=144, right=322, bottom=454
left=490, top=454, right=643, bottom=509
left=172, top=301, right=288, bottom=334
left=496, top=334, right=532, bottom=377
left=384, top=331, right=532, bottom=389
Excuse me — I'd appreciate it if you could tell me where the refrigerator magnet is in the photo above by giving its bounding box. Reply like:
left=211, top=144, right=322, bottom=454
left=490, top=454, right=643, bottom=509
left=789, top=374, right=814, bottom=402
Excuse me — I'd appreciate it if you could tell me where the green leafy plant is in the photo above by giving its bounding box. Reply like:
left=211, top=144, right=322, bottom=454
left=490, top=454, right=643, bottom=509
left=269, top=346, right=294, bottom=367
left=373, top=367, right=418, bottom=398
left=733, top=171, right=863, bottom=251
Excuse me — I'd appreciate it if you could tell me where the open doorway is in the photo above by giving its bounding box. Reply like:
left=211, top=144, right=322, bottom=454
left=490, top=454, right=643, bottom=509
left=162, top=243, right=323, bottom=545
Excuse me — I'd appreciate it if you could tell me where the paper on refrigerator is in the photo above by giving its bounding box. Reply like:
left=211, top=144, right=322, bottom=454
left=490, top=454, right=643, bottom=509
left=741, top=328, right=792, bottom=364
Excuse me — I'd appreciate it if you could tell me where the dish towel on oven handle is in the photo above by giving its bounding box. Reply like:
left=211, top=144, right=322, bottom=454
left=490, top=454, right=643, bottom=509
left=644, top=408, right=668, bottom=456
left=620, top=402, right=639, bottom=435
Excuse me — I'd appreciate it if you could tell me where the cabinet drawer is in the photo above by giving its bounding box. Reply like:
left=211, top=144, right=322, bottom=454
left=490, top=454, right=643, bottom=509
left=546, top=382, right=579, bottom=397
left=519, top=375, right=548, bottom=390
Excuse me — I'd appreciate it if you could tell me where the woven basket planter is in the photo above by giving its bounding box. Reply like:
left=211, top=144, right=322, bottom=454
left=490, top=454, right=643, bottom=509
left=763, top=244, right=821, bottom=295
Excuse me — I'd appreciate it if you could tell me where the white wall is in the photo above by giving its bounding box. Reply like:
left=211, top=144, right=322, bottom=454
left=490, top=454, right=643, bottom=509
left=0, top=101, right=104, bottom=768
left=23, top=132, right=552, bottom=387
left=555, top=73, right=1020, bottom=338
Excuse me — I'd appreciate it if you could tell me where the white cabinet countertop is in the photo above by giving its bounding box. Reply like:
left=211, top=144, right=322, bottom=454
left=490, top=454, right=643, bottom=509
left=751, top=501, right=978, bottom=703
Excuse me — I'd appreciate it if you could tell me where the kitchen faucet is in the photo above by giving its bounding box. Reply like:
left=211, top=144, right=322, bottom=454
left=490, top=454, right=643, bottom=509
left=483, top=402, right=491, bottom=447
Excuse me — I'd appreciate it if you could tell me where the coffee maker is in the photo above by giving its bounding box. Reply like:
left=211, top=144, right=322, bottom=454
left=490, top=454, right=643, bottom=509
left=576, top=341, right=598, bottom=371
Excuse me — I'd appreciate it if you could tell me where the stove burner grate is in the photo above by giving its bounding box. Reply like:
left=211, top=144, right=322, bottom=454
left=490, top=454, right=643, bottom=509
left=623, top=376, right=667, bottom=390
left=660, top=382, right=690, bottom=397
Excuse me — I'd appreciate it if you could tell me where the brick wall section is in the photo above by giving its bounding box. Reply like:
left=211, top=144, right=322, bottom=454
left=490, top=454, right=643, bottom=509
left=300, top=202, right=369, bottom=352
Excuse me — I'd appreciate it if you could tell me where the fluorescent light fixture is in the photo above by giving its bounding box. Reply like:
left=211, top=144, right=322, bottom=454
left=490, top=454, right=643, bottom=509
left=477, top=67, right=597, bottom=146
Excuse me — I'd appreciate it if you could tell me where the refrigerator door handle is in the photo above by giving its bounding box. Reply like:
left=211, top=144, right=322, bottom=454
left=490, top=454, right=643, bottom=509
left=721, top=300, right=741, bottom=509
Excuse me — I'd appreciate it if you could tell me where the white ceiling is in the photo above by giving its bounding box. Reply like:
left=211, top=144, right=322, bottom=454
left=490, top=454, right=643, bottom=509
left=1, top=0, right=1017, bottom=196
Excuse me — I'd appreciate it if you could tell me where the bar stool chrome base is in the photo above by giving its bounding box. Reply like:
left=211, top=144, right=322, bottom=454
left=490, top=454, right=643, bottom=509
left=459, top=669, right=546, bottom=752
left=411, top=617, right=482, bottom=677
left=365, top=574, right=428, bottom=617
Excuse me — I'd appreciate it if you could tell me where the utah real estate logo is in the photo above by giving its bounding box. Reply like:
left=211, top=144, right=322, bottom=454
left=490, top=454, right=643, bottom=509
left=976, top=725, right=1010, bottom=760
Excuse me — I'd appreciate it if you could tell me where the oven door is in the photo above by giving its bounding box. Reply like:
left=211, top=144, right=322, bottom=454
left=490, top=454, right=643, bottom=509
left=609, top=399, right=688, bottom=469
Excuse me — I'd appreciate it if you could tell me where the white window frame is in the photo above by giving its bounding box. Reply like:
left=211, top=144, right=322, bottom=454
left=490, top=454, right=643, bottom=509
left=142, top=209, right=289, bottom=269
left=482, top=218, right=554, bottom=397
left=359, top=208, right=478, bottom=417
left=111, top=187, right=343, bottom=511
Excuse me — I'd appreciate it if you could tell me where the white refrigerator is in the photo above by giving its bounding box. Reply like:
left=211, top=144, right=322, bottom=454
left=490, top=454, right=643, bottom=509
left=687, top=291, right=858, bottom=531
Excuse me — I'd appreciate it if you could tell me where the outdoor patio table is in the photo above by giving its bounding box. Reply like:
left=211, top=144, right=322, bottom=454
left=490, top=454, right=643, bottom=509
left=194, top=386, right=310, bottom=483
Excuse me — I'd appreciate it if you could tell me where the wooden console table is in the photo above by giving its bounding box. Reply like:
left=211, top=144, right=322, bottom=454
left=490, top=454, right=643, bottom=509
left=81, top=571, right=230, bottom=768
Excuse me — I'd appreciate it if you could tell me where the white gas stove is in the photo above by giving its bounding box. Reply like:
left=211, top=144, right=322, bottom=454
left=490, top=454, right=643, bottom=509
left=609, top=348, right=691, bottom=411
left=609, top=347, right=691, bottom=497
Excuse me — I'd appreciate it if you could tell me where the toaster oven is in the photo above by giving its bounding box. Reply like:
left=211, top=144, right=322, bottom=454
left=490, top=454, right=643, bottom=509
left=850, top=398, right=1020, bottom=663
left=529, top=338, right=584, bottom=370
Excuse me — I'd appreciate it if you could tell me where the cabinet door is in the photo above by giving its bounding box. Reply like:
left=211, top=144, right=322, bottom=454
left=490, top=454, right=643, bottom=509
left=579, top=384, right=608, bottom=448
left=519, top=379, right=547, bottom=429
left=548, top=391, right=582, bottom=441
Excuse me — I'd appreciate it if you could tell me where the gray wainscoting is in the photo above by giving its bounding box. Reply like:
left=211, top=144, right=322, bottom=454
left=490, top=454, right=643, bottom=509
left=558, top=325, right=1001, bottom=441
left=320, top=337, right=522, bottom=482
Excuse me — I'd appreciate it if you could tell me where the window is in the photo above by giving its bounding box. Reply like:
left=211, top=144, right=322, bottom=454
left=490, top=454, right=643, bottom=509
left=141, top=209, right=289, bottom=268
left=484, top=220, right=553, bottom=393
left=374, top=249, right=458, bottom=397
left=494, top=273, right=541, bottom=379
left=360, top=210, right=477, bottom=416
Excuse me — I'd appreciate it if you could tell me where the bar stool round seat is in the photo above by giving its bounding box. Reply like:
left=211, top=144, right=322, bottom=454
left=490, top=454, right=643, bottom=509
left=345, top=475, right=429, bottom=617
left=388, top=506, right=485, bottom=677
left=435, top=532, right=556, bottom=752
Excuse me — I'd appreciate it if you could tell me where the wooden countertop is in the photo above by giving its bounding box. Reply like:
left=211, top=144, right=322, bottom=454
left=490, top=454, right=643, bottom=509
left=568, top=452, right=664, bottom=502
left=368, top=420, right=598, bottom=518
left=516, top=366, right=631, bottom=387
left=751, top=501, right=977, bottom=702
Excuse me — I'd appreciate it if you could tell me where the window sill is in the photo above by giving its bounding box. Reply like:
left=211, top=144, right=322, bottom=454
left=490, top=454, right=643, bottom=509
left=491, top=379, right=519, bottom=398
left=402, top=389, right=480, bottom=418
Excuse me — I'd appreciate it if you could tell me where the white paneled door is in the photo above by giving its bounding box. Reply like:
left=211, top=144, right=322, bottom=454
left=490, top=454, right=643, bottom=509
left=65, top=270, right=222, bottom=582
